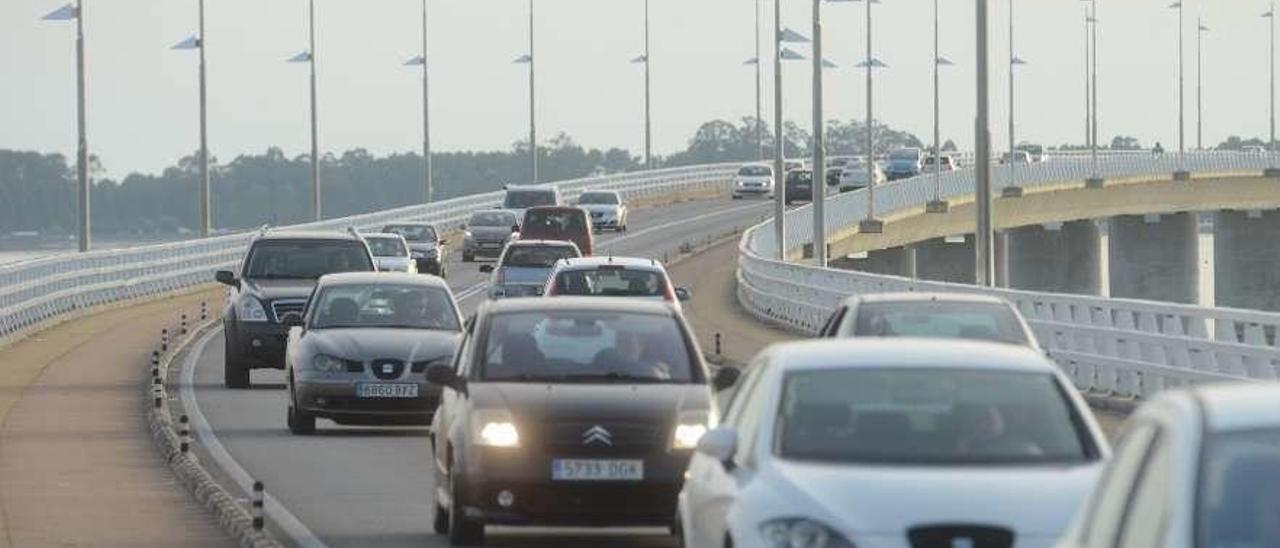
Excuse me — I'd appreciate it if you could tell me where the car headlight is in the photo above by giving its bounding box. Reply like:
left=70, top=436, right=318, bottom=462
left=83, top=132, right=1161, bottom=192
left=464, top=231, right=474, bottom=240
left=236, top=297, right=269, bottom=322
left=734, top=180, right=746, bottom=187
left=671, top=411, right=709, bottom=450
left=311, top=354, right=346, bottom=372
left=760, top=519, right=854, bottom=548
left=474, top=410, right=520, bottom=447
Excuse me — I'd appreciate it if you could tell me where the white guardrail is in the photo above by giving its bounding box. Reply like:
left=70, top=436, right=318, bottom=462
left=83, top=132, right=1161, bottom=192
left=739, top=151, right=1280, bottom=400
left=0, top=163, right=739, bottom=347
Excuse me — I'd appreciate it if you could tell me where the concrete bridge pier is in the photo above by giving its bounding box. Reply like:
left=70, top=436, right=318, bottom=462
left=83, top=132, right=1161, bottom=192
left=1215, top=209, right=1280, bottom=312
left=1108, top=213, right=1200, bottom=304
left=914, top=235, right=976, bottom=284
left=1005, top=220, right=1104, bottom=295
left=834, top=246, right=917, bottom=277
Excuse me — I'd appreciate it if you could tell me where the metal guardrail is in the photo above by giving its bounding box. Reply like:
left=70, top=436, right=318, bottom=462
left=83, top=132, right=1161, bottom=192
left=0, top=163, right=739, bottom=346
left=738, top=152, right=1280, bottom=400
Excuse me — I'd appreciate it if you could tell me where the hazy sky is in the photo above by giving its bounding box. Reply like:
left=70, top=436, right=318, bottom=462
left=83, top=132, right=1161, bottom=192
left=0, top=0, right=1272, bottom=177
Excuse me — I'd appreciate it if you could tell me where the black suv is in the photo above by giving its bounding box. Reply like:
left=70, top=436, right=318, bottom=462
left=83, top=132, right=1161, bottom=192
left=215, top=230, right=376, bottom=388
left=784, top=169, right=814, bottom=205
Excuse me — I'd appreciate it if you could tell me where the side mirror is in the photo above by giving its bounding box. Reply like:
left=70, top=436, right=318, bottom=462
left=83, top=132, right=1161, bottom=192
left=425, top=363, right=464, bottom=392
left=215, top=270, right=239, bottom=287
left=438, top=239, right=449, bottom=246
left=711, top=366, right=740, bottom=392
left=697, top=426, right=738, bottom=469
left=479, top=264, right=494, bottom=273
left=675, top=286, right=693, bottom=302
left=511, top=225, right=521, bottom=233
left=280, top=313, right=305, bottom=328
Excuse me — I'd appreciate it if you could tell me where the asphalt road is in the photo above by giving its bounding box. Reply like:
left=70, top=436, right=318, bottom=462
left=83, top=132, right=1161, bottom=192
left=181, top=196, right=774, bottom=548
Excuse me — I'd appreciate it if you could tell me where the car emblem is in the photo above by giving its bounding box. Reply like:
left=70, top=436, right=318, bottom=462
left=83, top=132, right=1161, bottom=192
left=582, top=425, right=612, bottom=446
left=382, top=363, right=395, bottom=374
left=951, top=538, right=974, bottom=548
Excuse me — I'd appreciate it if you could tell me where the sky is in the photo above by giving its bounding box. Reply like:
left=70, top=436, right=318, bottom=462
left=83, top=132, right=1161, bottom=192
left=0, top=0, right=1272, bottom=178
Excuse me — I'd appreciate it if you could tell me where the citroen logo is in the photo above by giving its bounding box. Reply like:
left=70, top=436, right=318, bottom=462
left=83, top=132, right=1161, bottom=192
left=582, top=425, right=612, bottom=446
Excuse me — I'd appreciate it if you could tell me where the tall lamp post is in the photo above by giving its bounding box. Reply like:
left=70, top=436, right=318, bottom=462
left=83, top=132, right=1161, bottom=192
left=286, top=0, right=320, bottom=221
left=171, top=0, right=210, bottom=237
left=926, top=0, right=953, bottom=213
left=811, top=0, right=827, bottom=266
left=1003, top=0, right=1027, bottom=198
left=771, top=0, right=810, bottom=260
left=828, top=0, right=886, bottom=234
left=403, top=0, right=432, bottom=203
left=754, top=0, right=764, bottom=159
left=1266, top=3, right=1279, bottom=173
left=1169, top=1, right=1188, bottom=178
left=513, top=0, right=537, bottom=184
left=630, top=0, right=652, bottom=169
left=1085, top=0, right=1102, bottom=186
left=1197, top=18, right=1208, bottom=150
left=975, top=0, right=994, bottom=286
left=42, top=2, right=90, bottom=251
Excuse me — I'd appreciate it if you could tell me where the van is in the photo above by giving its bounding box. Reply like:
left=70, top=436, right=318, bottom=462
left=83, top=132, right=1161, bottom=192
left=501, top=186, right=560, bottom=224
left=517, top=206, right=594, bottom=256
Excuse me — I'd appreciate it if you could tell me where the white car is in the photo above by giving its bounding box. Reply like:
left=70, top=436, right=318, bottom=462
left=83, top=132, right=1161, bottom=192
left=837, top=160, right=885, bottom=192
left=363, top=233, right=416, bottom=273
left=575, top=190, right=629, bottom=232
left=1057, top=382, right=1280, bottom=548
left=732, top=164, right=775, bottom=199
left=818, top=292, right=1042, bottom=352
left=542, top=255, right=691, bottom=312
left=677, top=339, right=1110, bottom=548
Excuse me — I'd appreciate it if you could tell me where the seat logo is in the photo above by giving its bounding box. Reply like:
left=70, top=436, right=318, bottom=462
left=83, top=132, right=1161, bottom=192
left=582, top=425, right=612, bottom=446
left=382, top=363, right=395, bottom=375
left=951, top=538, right=974, bottom=548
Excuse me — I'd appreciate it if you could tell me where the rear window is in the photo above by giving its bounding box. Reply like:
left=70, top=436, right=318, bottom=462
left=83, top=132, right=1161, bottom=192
left=469, top=211, right=516, bottom=227
left=503, top=245, right=579, bottom=267
left=852, top=301, right=1029, bottom=346
left=382, top=224, right=436, bottom=242
left=890, top=150, right=921, bottom=161
left=552, top=267, right=666, bottom=297
left=365, top=237, right=407, bottom=257
left=504, top=190, right=557, bottom=209
left=787, top=171, right=813, bottom=185
left=243, top=240, right=373, bottom=279
left=1198, top=429, right=1280, bottom=548
left=522, top=209, right=588, bottom=236
left=738, top=166, right=772, bottom=176
left=578, top=192, right=620, bottom=205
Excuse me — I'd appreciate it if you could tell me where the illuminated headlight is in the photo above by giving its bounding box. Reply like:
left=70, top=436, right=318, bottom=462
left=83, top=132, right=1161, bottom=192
left=760, top=519, right=854, bottom=548
left=474, top=410, right=520, bottom=447
left=464, top=231, right=474, bottom=240
left=236, top=297, right=269, bottom=322
left=671, top=411, right=709, bottom=450
left=311, top=354, right=346, bottom=372
left=734, top=179, right=746, bottom=187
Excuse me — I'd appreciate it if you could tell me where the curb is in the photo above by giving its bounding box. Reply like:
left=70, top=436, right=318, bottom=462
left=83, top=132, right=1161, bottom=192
left=144, top=315, right=283, bottom=548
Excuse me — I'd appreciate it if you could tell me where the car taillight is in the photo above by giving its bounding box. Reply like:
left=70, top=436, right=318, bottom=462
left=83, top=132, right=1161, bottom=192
left=662, top=281, right=676, bottom=302
left=545, top=278, right=558, bottom=296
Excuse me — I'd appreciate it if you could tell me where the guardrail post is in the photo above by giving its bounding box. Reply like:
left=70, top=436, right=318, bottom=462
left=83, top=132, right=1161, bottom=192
left=179, top=415, right=191, bottom=454
left=161, top=329, right=169, bottom=353
left=152, top=377, right=164, bottom=409
left=181, top=314, right=188, bottom=335
left=151, top=350, right=160, bottom=378
left=200, top=302, right=208, bottom=321
left=252, top=481, right=265, bottom=530
left=714, top=333, right=722, bottom=357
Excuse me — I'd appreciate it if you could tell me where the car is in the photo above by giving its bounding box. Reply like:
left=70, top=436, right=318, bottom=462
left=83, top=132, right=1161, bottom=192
left=382, top=223, right=448, bottom=276
left=1057, top=382, right=1280, bottom=548
left=480, top=239, right=581, bottom=300
left=924, top=154, right=959, bottom=172
left=363, top=233, right=417, bottom=274
left=543, top=256, right=692, bottom=312
left=517, top=205, right=594, bottom=256
left=575, top=190, right=629, bottom=233
left=424, top=298, right=740, bottom=545
left=215, top=229, right=377, bottom=389
left=678, top=338, right=1110, bottom=548
left=1242, top=145, right=1267, bottom=154
left=461, top=211, right=520, bottom=262
left=731, top=164, right=775, bottom=199
left=501, top=185, right=559, bottom=224
left=784, top=160, right=804, bottom=173
left=884, top=148, right=924, bottom=180
left=825, top=156, right=856, bottom=186
left=283, top=272, right=463, bottom=434
left=1000, top=150, right=1033, bottom=164
left=837, top=159, right=885, bottom=192
left=783, top=169, right=814, bottom=204
left=1016, top=143, right=1048, bottom=162
left=816, top=292, right=1042, bottom=352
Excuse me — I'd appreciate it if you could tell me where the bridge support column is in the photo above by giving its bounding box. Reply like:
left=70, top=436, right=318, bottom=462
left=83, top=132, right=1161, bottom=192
left=1108, top=213, right=1200, bottom=304
left=832, top=246, right=916, bottom=278
left=1006, top=220, right=1103, bottom=295
left=913, top=236, right=975, bottom=284
left=1215, top=210, right=1280, bottom=312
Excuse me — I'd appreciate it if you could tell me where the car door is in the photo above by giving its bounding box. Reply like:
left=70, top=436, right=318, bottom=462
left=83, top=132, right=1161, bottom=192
left=432, top=315, right=476, bottom=479
left=685, top=356, right=772, bottom=548
left=1071, top=420, right=1163, bottom=548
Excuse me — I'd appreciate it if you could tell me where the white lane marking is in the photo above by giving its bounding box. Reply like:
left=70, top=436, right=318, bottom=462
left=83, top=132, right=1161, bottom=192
left=181, top=328, right=331, bottom=548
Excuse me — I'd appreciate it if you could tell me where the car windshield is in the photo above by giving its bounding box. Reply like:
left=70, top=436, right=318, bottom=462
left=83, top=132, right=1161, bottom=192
left=504, top=190, right=557, bottom=209
left=787, top=171, right=813, bottom=185
left=552, top=267, right=665, bottom=297
left=503, top=245, right=578, bottom=267
left=1198, top=429, right=1280, bottom=548
left=776, top=368, right=1089, bottom=465
left=890, top=150, right=920, bottom=161
left=310, top=283, right=460, bottom=331
left=738, top=166, right=771, bottom=176
left=481, top=311, right=694, bottom=383
left=243, top=240, right=373, bottom=279
left=365, top=237, right=407, bottom=257
left=522, top=210, right=587, bottom=235
left=577, top=192, right=619, bottom=205
left=470, top=211, right=516, bottom=227
left=382, top=224, right=436, bottom=242
left=852, top=301, right=1030, bottom=346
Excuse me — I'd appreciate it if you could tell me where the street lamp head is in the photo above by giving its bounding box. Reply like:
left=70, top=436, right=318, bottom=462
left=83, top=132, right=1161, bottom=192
left=855, top=58, right=888, bottom=68
left=41, top=3, right=77, bottom=21
left=1198, top=24, right=1209, bottom=32
left=404, top=55, right=425, bottom=66
left=936, top=56, right=955, bottom=66
left=780, top=48, right=807, bottom=61
left=779, top=28, right=811, bottom=43
left=1011, top=56, right=1028, bottom=66
left=513, top=54, right=533, bottom=64
left=170, top=36, right=201, bottom=50
left=630, top=54, right=648, bottom=64
left=1167, top=2, right=1181, bottom=8
left=821, top=58, right=839, bottom=69
left=1264, top=11, right=1275, bottom=18
left=286, top=51, right=312, bottom=63
left=744, top=57, right=760, bottom=65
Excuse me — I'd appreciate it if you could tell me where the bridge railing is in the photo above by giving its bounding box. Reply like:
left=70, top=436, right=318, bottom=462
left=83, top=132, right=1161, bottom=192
left=0, top=163, right=738, bottom=347
left=739, top=152, right=1280, bottom=400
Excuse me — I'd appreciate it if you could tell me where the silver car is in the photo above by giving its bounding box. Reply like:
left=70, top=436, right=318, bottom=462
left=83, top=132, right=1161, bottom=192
left=575, top=190, right=629, bottom=232
left=363, top=233, right=416, bottom=273
left=818, top=292, right=1042, bottom=351
left=284, top=272, right=463, bottom=434
left=462, top=210, right=519, bottom=262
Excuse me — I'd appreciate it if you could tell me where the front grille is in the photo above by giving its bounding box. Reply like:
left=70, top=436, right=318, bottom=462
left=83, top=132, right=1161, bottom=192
left=370, top=359, right=406, bottom=380
left=270, top=299, right=307, bottom=323
left=908, top=525, right=1014, bottom=548
left=315, top=396, right=437, bottom=413
left=537, top=422, right=662, bottom=450
left=345, top=361, right=364, bottom=373
left=591, top=212, right=603, bottom=218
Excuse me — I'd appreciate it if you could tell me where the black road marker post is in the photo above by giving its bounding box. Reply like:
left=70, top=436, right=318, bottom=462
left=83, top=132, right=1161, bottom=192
left=252, top=481, right=265, bottom=530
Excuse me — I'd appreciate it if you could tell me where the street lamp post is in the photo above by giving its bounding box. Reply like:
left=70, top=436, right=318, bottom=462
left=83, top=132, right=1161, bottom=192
left=858, top=0, right=884, bottom=234
left=42, top=2, right=90, bottom=251
left=1003, top=0, right=1027, bottom=199
left=812, top=0, right=827, bottom=266
left=1267, top=3, right=1279, bottom=173
left=755, top=0, right=764, bottom=160
left=308, top=0, right=319, bottom=220
left=926, top=0, right=953, bottom=213
left=407, top=0, right=433, bottom=203
left=1170, top=1, right=1188, bottom=178
left=172, top=0, right=210, bottom=237
left=630, top=0, right=652, bottom=169
left=513, top=1, right=538, bottom=184
left=771, top=5, right=810, bottom=261
left=1197, top=18, right=1208, bottom=151
left=1086, top=0, right=1102, bottom=186
left=975, top=0, right=994, bottom=286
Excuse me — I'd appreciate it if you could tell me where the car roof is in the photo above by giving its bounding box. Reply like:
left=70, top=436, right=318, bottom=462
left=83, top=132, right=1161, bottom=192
left=316, top=271, right=450, bottom=288
left=364, top=233, right=404, bottom=240
left=765, top=338, right=1055, bottom=374
left=1188, top=383, right=1280, bottom=432
left=843, top=292, right=1011, bottom=306
left=579, top=189, right=620, bottom=195
left=482, top=296, right=677, bottom=317
left=507, top=187, right=556, bottom=193
left=507, top=239, right=578, bottom=248
left=524, top=205, right=583, bottom=213
left=556, top=256, right=663, bottom=270
left=255, top=230, right=364, bottom=242
left=382, top=222, right=435, bottom=227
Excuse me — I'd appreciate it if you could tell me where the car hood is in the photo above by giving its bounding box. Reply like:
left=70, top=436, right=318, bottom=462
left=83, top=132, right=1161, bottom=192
left=733, top=176, right=773, bottom=184
left=406, top=242, right=439, bottom=252
left=473, top=383, right=708, bottom=422
left=579, top=204, right=620, bottom=214
left=307, top=327, right=460, bottom=363
left=243, top=278, right=318, bottom=300
left=468, top=226, right=512, bottom=239
left=764, top=459, right=1103, bottom=538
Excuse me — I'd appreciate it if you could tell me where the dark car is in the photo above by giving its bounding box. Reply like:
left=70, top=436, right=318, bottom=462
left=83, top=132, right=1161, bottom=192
left=518, top=206, right=594, bottom=256
left=425, top=298, right=739, bottom=545
left=462, top=211, right=520, bottom=262
left=284, top=272, right=462, bottom=434
left=784, top=169, right=814, bottom=204
left=382, top=223, right=447, bottom=277
left=215, top=230, right=376, bottom=389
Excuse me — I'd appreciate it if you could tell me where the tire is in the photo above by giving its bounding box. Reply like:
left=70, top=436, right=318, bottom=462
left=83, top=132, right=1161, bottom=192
left=448, top=465, right=485, bottom=545
left=731, top=195, right=741, bottom=200
left=223, top=335, right=251, bottom=389
left=433, top=501, right=450, bottom=535
left=287, top=403, right=316, bottom=435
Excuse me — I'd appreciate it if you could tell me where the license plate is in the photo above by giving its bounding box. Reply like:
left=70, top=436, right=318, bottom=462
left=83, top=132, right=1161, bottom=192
left=355, top=383, right=419, bottom=398
left=551, top=459, right=644, bottom=481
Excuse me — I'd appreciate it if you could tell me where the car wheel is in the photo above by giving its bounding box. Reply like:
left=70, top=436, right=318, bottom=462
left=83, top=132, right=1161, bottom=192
left=287, top=404, right=316, bottom=435
left=448, top=465, right=485, bottom=545
left=433, top=499, right=450, bottom=535
left=223, top=335, right=250, bottom=389
left=731, top=194, right=741, bottom=200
